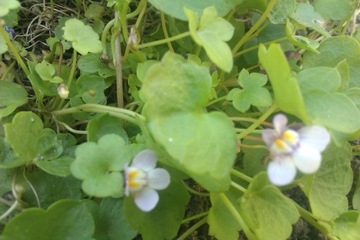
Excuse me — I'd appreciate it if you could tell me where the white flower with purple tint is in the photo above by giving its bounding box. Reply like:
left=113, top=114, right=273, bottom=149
left=262, top=114, right=330, bottom=186
left=124, top=150, right=170, bottom=212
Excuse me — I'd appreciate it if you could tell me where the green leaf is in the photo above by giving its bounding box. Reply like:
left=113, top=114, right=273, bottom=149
left=149, top=112, right=237, bottom=192
left=331, top=211, right=360, bottom=239
left=346, top=88, right=360, bottom=110
left=76, top=74, right=106, bottom=104
left=0, top=0, right=20, bottom=17
left=87, top=114, right=128, bottom=143
left=297, top=67, right=341, bottom=93
left=35, top=60, right=55, bottom=81
left=208, top=192, right=241, bottom=240
left=139, top=52, right=212, bottom=119
left=0, top=33, right=8, bottom=54
left=147, top=0, right=243, bottom=21
left=290, top=3, right=329, bottom=37
left=96, top=198, right=137, bottom=240
left=21, top=171, right=81, bottom=209
left=0, top=138, right=23, bottom=168
left=303, top=90, right=360, bottom=135
left=0, top=81, right=28, bottom=118
left=78, top=53, right=114, bottom=76
left=227, top=69, right=272, bottom=112
left=124, top=181, right=190, bottom=240
left=300, top=143, right=353, bottom=220
left=4, top=112, right=43, bottom=165
left=35, top=157, right=73, bottom=177
left=303, top=36, right=360, bottom=88
left=258, top=44, right=308, bottom=122
left=62, top=18, right=102, bottom=55
left=0, top=200, right=94, bottom=240
left=239, top=173, right=300, bottom=240
left=85, top=3, right=104, bottom=21
left=314, top=0, right=354, bottom=21
left=27, top=61, right=57, bottom=96
left=185, top=6, right=234, bottom=72
left=269, top=0, right=296, bottom=24
left=71, top=134, right=132, bottom=198
left=36, top=128, right=63, bottom=160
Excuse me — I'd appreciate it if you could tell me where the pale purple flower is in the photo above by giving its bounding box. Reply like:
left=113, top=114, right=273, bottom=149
left=124, top=150, right=170, bottom=212
left=262, top=114, right=330, bottom=186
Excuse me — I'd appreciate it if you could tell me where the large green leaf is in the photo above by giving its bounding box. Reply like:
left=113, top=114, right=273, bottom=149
left=124, top=181, right=189, bottom=240
left=314, top=0, right=354, bottom=21
left=258, top=44, right=308, bottom=122
left=147, top=0, right=243, bottom=21
left=0, top=81, right=28, bottom=118
left=139, top=52, right=212, bottom=119
left=149, top=111, right=236, bottom=192
left=300, top=143, right=353, bottom=221
left=4, top=112, right=43, bottom=165
left=0, top=200, right=94, bottom=240
left=303, top=36, right=360, bottom=88
left=297, top=67, right=341, bottom=93
left=239, top=173, right=300, bottom=240
left=0, top=0, right=20, bottom=17
left=331, top=211, right=360, bottom=240
left=185, top=7, right=234, bottom=72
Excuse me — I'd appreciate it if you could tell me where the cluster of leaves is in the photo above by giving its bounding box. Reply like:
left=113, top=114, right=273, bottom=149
left=1, top=0, right=360, bottom=239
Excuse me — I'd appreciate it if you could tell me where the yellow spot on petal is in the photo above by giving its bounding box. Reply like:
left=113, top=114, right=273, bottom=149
left=129, top=180, right=139, bottom=188
left=282, top=130, right=299, bottom=144
left=274, top=139, right=287, bottom=150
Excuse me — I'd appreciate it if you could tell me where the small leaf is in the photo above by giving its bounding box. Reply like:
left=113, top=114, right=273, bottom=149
left=258, top=44, right=308, bottom=122
left=87, top=114, right=128, bottom=143
left=0, top=0, right=20, bottom=17
left=4, top=112, right=43, bottom=165
left=139, top=52, right=212, bottom=119
left=331, top=211, right=360, bottom=239
left=0, top=138, right=23, bottom=168
left=185, top=6, right=234, bottom=72
left=35, top=60, right=55, bottom=81
left=149, top=112, right=237, bottom=192
left=0, top=33, right=8, bottom=54
left=27, top=61, right=57, bottom=96
left=239, top=173, right=300, bottom=240
left=0, top=200, right=94, bottom=240
left=35, top=157, right=73, bottom=177
left=269, top=0, right=296, bottom=24
left=76, top=74, right=106, bottom=104
left=71, top=134, right=132, bottom=198
left=300, top=142, right=353, bottom=221
left=290, top=3, right=329, bottom=37
left=124, top=181, right=190, bottom=240
left=0, top=81, right=28, bottom=118
left=227, top=69, right=272, bottom=112
left=62, top=18, right=102, bottom=55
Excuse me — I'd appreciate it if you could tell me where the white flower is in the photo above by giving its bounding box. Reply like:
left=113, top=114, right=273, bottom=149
left=124, top=150, right=170, bottom=212
left=262, top=114, right=330, bottom=186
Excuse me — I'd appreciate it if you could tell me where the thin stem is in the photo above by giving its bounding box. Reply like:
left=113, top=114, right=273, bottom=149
left=206, top=96, right=227, bottom=107
left=52, top=104, right=143, bottom=125
left=234, top=36, right=288, bottom=58
left=137, top=32, right=191, bottom=49
left=230, top=117, right=273, bottom=127
left=237, top=104, right=277, bottom=139
left=126, top=0, right=147, bottom=19
left=114, top=11, right=124, bottom=108
left=231, top=181, right=247, bottom=193
left=218, top=193, right=257, bottom=239
left=182, top=181, right=210, bottom=197
left=160, top=12, right=174, bottom=52
left=177, top=217, right=207, bottom=240
left=181, top=211, right=209, bottom=224
left=240, top=143, right=267, bottom=150
left=56, top=120, right=87, bottom=135
left=232, top=0, right=277, bottom=55
left=101, top=19, right=115, bottom=55
left=230, top=169, right=253, bottom=183
left=0, top=201, right=19, bottom=221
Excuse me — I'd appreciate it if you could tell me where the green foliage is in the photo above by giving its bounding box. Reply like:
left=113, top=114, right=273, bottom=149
left=186, top=6, right=234, bottom=72
left=239, top=173, right=300, bottom=240
left=62, top=18, right=102, bottom=55
left=71, top=134, right=132, bottom=198
left=0, top=81, right=28, bottom=118
left=0, top=200, right=95, bottom=240
left=0, top=0, right=20, bottom=17
left=227, top=69, right=272, bottom=112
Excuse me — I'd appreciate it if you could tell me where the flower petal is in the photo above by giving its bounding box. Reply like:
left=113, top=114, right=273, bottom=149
left=298, top=126, right=330, bottom=152
left=262, top=129, right=277, bottom=147
left=148, top=168, right=171, bottom=190
left=267, top=156, right=296, bottom=186
left=293, top=144, right=322, bottom=174
left=133, top=187, right=159, bottom=212
left=273, top=114, right=288, bottom=133
left=132, top=149, right=157, bottom=170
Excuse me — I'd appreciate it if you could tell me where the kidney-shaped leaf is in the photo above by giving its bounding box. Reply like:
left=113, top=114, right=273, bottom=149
left=0, top=81, right=28, bottom=118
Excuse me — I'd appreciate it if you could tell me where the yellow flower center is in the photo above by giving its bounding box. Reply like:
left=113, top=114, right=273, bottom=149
left=271, top=130, right=299, bottom=153
left=127, top=167, right=148, bottom=192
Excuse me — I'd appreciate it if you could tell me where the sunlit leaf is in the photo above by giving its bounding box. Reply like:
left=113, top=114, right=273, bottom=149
left=0, top=0, right=20, bottom=17
left=0, top=81, right=28, bottom=118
